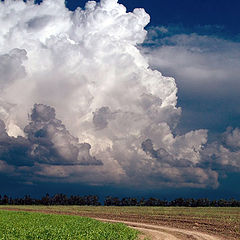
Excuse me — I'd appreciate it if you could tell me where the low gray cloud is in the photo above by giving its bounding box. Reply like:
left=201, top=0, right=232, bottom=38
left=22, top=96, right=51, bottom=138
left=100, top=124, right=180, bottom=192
left=93, top=106, right=114, bottom=130
left=201, top=128, right=240, bottom=173
left=0, top=119, right=32, bottom=167
left=0, top=160, right=14, bottom=174
left=0, top=104, right=101, bottom=172
left=142, top=138, right=173, bottom=163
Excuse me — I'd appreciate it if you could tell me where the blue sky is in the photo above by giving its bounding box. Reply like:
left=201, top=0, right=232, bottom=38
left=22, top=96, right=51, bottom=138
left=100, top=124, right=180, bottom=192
left=0, top=0, right=240, bottom=199
left=65, top=0, right=240, bottom=35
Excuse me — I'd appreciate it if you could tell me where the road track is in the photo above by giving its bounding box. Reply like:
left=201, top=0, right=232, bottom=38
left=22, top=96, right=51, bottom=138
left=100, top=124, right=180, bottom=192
left=95, top=218, right=223, bottom=240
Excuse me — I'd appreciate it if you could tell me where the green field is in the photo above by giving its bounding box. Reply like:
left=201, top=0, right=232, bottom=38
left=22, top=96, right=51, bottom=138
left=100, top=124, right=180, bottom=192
left=0, top=210, right=138, bottom=240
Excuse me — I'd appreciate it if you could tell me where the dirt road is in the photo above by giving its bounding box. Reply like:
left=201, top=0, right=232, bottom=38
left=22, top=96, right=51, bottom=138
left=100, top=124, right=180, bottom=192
left=95, top=218, right=223, bottom=240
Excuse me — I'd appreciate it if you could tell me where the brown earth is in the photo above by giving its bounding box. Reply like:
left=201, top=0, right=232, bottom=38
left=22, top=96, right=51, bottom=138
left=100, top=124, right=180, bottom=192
left=0, top=207, right=238, bottom=240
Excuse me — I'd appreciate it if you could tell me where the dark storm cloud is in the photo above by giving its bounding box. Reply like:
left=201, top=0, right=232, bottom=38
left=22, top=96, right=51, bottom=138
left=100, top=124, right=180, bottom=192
left=93, top=106, right=114, bottom=130
left=201, top=128, right=240, bottom=173
left=0, top=119, right=32, bottom=166
left=25, top=104, right=102, bottom=166
left=142, top=138, right=173, bottom=162
left=0, top=104, right=101, bottom=170
left=142, top=138, right=196, bottom=168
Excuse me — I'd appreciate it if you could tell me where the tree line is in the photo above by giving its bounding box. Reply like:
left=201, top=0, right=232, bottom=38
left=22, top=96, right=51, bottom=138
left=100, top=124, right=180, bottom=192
left=104, top=196, right=240, bottom=207
left=0, top=194, right=100, bottom=206
left=0, top=194, right=239, bottom=207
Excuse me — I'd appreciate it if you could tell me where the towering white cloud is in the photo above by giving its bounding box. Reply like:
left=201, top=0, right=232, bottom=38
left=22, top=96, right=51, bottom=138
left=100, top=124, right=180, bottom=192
left=0, top=0, right=218, bottom=187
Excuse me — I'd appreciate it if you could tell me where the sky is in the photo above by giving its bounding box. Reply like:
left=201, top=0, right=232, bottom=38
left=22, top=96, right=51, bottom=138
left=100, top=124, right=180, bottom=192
left=0, top=0, right=240, bottom=199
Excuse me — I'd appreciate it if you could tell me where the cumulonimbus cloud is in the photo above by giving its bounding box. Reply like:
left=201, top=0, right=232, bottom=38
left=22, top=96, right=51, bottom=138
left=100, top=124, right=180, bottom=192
left=0, top=0, right=228, bottom=188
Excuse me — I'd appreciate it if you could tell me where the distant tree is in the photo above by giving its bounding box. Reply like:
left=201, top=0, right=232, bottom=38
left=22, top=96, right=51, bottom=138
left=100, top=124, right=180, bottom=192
left=24, top=195, right=33, bottom=205
left=120, top=197, right=129, bottom=206
left=129, top=198, right=138, bottom=206
left=41, top=193, right=51, bottom=205
left=112, top=197, right=120, bottom=206
left=157, top=199, right=168, bottom=206
left=84, top=195, right=100, bottom=206
left=170, top=198, right=185, bottom=207
left=145, top=197, right=158, bottom=206
left=218, top=199, right=228, bottom=207
left=229, top=198, right=240, bottom=207
left=2, top=195, right=9, bottom=205
left=138, top=198, right=145, bottom=206
left=104, top=196, right=113, bottom=206
left=0, top=193, right=239, bottom=207
left=52, top=193, right=68, bottom=205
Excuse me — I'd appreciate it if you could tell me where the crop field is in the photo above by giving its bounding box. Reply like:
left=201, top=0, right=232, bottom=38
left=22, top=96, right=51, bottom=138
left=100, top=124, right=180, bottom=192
left=0, top=205, right=239, bottom=239
left=0, top=210, right=138, bottom=240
